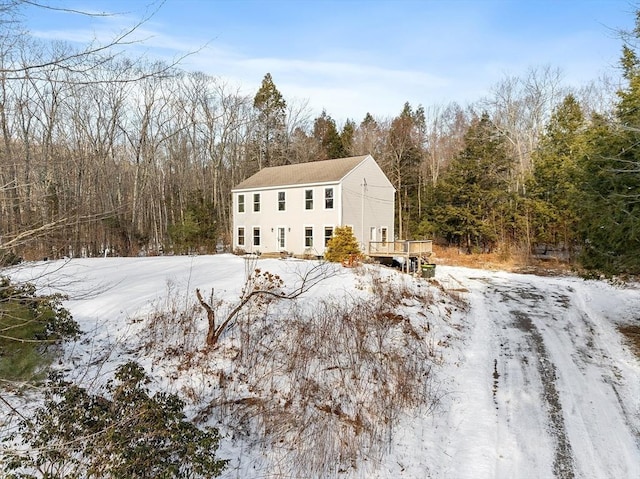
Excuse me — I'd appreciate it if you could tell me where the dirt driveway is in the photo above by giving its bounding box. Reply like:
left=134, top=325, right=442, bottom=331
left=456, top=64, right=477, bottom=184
left=435, top=268, right=640, bottom=479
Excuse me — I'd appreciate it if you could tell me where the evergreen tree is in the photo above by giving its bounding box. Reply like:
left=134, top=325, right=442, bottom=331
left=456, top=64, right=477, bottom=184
left=527, top=94, right=585, bottom=253
left=253, top=73, right=287, bottom=168
left=168, top=191, right=218, bottom=254
left=340, top=119, right=356, bottom=156
left=577, top=11, right=640, bottom=274
left=312, top=110, right=346, bottom=159
left=433, top=113, right=516, bottom=252
left=324, top=226, right=361, bottom=263
left=384, top=102, right=425, bottom=239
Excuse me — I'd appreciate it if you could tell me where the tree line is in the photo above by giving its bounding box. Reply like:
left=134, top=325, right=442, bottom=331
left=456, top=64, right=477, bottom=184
left=1, top=3, right=639, bottom=274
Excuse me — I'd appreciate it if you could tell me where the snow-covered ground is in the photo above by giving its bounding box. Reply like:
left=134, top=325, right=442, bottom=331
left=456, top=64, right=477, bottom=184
left=3, top=255, right=640, bottom=478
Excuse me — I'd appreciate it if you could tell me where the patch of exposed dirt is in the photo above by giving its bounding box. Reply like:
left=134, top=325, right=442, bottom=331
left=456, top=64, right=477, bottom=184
left=619, top=324, right=640, bottom=359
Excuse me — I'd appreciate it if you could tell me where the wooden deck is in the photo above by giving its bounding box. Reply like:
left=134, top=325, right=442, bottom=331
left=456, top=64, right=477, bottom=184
left=368, top=240, right=433, bottom=273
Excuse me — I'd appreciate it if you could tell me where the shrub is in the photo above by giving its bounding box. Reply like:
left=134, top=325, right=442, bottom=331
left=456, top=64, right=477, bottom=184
left=324, top=226, right=361, bottom=263
left=0, top=250, right=22, bottom=267
left=0, top=277, right=80, bottom=382
left=2, top=361, right=228, bottom=478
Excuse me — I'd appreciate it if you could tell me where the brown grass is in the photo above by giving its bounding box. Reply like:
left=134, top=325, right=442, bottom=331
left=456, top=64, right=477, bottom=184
left=431, top=245, right=574, bottom=276
left=619, top=324, right=640, bottom=359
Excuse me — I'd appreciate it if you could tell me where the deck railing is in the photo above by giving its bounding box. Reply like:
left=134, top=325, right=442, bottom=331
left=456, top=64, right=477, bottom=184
left=368, top=240, right=433, bottom=256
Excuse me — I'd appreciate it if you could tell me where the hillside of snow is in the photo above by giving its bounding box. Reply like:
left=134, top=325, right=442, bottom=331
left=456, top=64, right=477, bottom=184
left=3, top=255, right=640, bottom=478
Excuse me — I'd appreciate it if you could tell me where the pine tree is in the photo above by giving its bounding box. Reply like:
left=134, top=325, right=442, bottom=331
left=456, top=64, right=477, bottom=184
left=313, top=110, right=346, bottom=160
left=340, top=119, right=356, bottom=156
left=253, top=73, right=287, bottom=168
left=433, top=113, right=516, bottom=252
left=384, top=102, right=425, bottom=239
left=527, top=94, right=585, bottom=253
left=577, top=10, right=640, bottom=274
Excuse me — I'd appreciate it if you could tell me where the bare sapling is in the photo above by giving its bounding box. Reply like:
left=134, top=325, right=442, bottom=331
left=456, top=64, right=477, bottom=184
left=196, top=259, right=334, bottom=347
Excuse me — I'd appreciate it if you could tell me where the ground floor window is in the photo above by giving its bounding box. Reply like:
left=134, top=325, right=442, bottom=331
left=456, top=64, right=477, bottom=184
left=278, top=227, right=286, bottom=249
left=305, top=227, right=313, bottom=247
left=324, top=226, right=333, bottom=247
left=381, top=227, right=388, bottom=244
left=253, top=227, right=260, bottom=246
left=237, top=227, right=245, bottom=246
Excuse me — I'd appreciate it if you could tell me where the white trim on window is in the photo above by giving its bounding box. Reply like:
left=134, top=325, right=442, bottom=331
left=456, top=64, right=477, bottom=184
left=324, top=225, right=334, bottom=247
left=304, top=225, right=314, bottom=248
left=237, top=226, right=245, bottom=247
left=305, top=189, right=314, bottom=210
left=324, top=187, right=334, bottom=209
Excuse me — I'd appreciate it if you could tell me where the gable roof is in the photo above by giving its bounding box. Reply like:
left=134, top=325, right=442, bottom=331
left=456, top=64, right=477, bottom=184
left=232, top=155, right=370, bottom=191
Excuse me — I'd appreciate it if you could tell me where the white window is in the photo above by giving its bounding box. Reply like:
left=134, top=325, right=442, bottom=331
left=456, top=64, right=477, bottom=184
left=253, top=193, right=260, bottom=212
left=238, top=194, right=245, bottom=213
left=278, top=191, right=286, bottom=211
left=305, top=189, right=313, bottom=210
left=324, top=226, right=333, bottom=247
left=324, top=188, right=334, bottom=209
left=237, top=227, right=245, bottom=246
left=253, top=227, right=260, bottom=246
left=305, top=227, right=313, bottom=247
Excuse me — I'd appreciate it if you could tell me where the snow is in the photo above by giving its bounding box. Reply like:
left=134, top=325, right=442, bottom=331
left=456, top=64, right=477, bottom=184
left=3, top=255, right=640, bottom=478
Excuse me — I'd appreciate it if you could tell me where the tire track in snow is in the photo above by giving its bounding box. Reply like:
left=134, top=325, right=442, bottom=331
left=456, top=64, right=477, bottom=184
left=438, top=269, right=640, bottom=479
left=486, top=280, right=575, bottom=478
left=510, top=309, right=575, bottom=478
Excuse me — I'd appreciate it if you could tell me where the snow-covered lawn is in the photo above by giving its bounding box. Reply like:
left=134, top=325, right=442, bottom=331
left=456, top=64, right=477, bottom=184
left=4, top=255, right=640, bottom=478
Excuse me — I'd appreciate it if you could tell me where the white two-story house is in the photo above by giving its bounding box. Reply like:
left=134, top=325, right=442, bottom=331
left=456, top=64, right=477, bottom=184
left=231, top=155, right=395, bottom=256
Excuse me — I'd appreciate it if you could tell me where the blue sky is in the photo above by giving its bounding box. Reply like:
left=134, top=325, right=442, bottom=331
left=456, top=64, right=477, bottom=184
left=19, top=0, right=637, bottom=124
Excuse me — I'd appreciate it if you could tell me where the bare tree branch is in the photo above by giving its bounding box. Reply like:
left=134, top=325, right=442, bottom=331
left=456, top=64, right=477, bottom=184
left=198, top=261, right=336, bottom=347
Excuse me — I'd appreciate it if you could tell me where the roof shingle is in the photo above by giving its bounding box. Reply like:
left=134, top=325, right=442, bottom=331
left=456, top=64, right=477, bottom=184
left=232, top=155, right=370, bottom=190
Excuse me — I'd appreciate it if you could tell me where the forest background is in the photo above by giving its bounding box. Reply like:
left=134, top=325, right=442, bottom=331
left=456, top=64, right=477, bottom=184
left=1, top=2, right=640, bottom=275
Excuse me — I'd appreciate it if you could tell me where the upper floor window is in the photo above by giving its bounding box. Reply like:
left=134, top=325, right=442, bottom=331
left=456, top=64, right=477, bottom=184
left=325, top=188, right=334, bottom=209
left=253, top=193, right=260, bottom=212
left=238, top=194, right=245, bottom=213
left=278, top=191, right=286, bottom=211
left=305, top=189, right=313, bottom=210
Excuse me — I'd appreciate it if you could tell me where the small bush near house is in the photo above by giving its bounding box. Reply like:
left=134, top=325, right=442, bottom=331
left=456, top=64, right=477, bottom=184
left=324, top=226, right=361, bottom=263
left=1, top=361, right=228, bottom=479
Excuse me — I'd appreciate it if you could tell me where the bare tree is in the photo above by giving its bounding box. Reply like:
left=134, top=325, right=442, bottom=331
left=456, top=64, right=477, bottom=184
left=479, top=66, right=568, bottom=193
left=0, top=1, right=194, bottom=259
left=196, top=259, right=335, bottom=347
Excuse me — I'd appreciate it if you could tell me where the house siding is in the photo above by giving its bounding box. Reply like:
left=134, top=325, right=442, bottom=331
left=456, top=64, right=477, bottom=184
left=341, top=156, right=395, bottom=249
left=231, top=155, right=394, bottom=256
left=233, top=183, right=341, bottom=255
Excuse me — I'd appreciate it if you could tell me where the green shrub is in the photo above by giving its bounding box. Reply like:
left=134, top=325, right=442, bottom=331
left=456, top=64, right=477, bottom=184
left=0, top=277, right=79, bottom=382
left=2, top=361, right=228, bottom=478
left=324, top=226, right=361, bottom=263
